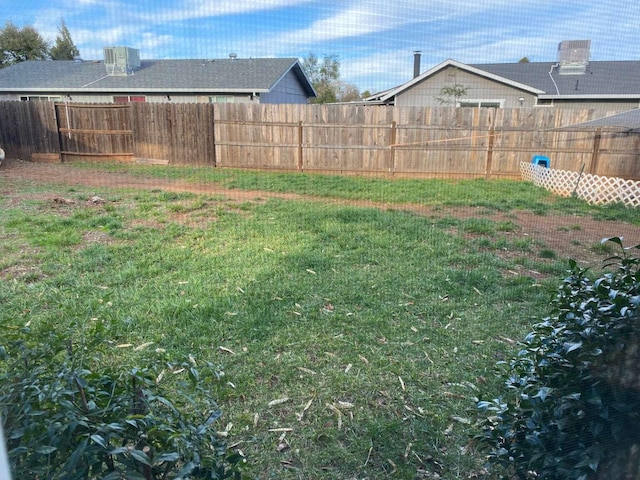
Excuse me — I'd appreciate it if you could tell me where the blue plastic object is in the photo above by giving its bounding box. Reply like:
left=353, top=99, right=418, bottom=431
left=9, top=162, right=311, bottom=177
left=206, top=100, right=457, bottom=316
left=531, top=155, right=550, bottom=168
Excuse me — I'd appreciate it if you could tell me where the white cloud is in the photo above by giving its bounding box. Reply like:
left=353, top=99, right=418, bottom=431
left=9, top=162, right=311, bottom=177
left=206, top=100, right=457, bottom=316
left=135, top=0, right=315, bottom=23
left=9, top=0, right=640, bottom=91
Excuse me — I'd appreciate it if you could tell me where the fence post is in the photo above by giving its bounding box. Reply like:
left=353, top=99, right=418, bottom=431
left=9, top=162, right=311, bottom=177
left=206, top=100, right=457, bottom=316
left=590, top=127, right=602, bottom=175
left=485, top=124, right=495, bottom=179
left=389, top=121, right=397, bottom=175
left=297, top=121, right=303, bottom=171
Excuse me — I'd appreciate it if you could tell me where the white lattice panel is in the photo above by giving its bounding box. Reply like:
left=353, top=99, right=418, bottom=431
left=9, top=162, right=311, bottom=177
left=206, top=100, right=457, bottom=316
left=520, top=163, right=640, bottom=208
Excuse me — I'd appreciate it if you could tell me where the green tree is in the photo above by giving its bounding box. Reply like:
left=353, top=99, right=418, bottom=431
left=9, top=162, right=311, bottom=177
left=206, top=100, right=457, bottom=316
left=0, top=21, right=49, bottom=67
left=518, top=56, right=530, bottom=63
left=303, top=53, right=342, bottom=104
left=50, top=18, right=80, bottom=60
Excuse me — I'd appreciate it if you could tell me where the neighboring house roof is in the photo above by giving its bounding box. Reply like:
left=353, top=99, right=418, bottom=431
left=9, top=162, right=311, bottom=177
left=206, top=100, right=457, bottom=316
left=473, top=60, right=640, bottom=99
left=376, top=58, right=640, bottom=103
left=561, top=108, right=640, bottom=131
left=0, top=57, right=316, bottom=97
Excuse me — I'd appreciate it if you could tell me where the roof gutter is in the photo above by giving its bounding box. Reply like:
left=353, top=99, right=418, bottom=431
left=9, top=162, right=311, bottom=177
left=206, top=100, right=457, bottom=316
left=0, top=87, right=271, bottom=94
left=538, top=93, right=640, bottom=100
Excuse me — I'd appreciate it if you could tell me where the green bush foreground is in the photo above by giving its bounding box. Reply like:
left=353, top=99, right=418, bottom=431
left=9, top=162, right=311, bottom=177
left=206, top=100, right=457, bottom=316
left=477, top=238, right=640, bottom=479
left=0, top=318, right=244, bottom=479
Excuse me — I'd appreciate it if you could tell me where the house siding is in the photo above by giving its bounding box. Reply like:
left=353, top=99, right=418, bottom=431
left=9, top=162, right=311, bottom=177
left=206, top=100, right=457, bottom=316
left=395, top=66, right=537, bottom=108
left=260, top=70, right=310, bottom=104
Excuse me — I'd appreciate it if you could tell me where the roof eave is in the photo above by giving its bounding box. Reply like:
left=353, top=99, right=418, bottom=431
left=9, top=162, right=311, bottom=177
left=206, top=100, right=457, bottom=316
left=268, top=59, right=317, bottom=98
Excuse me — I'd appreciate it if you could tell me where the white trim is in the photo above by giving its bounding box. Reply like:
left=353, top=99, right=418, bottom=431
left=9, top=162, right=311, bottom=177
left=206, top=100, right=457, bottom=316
left=457, top=98, right=504, bottom=108
left=538, top=93, right=640, bottom=100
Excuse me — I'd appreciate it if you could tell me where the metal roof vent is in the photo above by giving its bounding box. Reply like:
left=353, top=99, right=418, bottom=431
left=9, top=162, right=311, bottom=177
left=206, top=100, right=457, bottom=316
left=229, top=53, right=237, bottom=60
left=103, top=46, right=141, bottom=76
left=557, top=40, right=590, bottom=75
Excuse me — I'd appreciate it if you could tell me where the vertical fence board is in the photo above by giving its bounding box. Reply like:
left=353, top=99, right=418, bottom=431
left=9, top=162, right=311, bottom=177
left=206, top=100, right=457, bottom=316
left=0, top=101, right=60, bottom=160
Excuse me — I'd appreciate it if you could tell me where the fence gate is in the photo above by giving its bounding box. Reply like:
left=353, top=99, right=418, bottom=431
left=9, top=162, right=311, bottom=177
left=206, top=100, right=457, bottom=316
left=55, top=103, right=134, bottom=162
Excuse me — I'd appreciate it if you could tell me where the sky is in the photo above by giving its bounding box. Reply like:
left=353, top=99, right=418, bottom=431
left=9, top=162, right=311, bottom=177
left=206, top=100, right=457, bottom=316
left=3, top=0, right=640, bottom=93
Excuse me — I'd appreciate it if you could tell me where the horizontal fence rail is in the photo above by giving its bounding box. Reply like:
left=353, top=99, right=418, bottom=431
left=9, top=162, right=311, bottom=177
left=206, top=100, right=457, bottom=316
left=0, top=102, right=639, bottom=181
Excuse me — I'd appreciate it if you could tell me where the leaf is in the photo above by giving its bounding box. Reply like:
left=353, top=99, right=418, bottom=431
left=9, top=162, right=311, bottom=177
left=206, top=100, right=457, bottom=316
left=90, top=434, right=107, bottom=448
left=296, top=398, right=314, bottom=421
left=564, top=341, right=583, bottom=353
left=205, top=409, right=223, bottom=425
left=131, top=449, right=152, bottom=466
left=134, top=341, right=155, bottom=351
left=601, top=236, right=623, bottom=248
left=297, top=366, right=317, bottom=375
left=268, top=397, right=290, bottom=407
left=103, top=473, right=126, bottom=480
left=122, top=472, right=148, bottom=480
left=450, top=416, right=471, bottom=425
left=533, top=387, right=551, bottom=401
left=35, top=445, right=57, bottom=454
left=156, top=451, right=180, bottom=463
left=109, top=446, right=130, bottom=455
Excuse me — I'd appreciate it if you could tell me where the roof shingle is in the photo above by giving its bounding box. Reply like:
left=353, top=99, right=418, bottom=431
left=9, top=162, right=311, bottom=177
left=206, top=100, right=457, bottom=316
left=0, top=57, right=314, bottom=95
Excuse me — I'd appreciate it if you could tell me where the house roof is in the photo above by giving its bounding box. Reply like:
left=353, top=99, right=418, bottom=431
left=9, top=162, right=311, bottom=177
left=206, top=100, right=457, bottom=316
left=473, top=60, right=640, bottom=99
left=377, top=58, right=640, bottom=102
left=0, top=57, right=316, bottom=96
left=561, top=108, right=640, bottom=131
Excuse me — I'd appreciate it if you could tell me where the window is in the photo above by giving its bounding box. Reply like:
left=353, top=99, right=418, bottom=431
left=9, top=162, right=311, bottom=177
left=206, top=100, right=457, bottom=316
left=20, top=96, right=62, bottom=102
left=113, top=95, right=146, bottom=103
left=209, top=95, right=235, bottom=103
left=459, top=100, right=503, bottom=108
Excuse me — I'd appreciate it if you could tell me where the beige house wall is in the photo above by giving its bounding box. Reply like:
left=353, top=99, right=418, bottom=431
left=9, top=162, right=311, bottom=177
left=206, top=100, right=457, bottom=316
left=395, top=66, right=537, bottom=108
left=394, top=65, right=639, bottom=113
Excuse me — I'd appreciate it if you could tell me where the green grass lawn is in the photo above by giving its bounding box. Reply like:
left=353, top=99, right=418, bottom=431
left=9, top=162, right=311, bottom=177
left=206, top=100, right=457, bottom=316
left=1, top=168, right=635, bottom=478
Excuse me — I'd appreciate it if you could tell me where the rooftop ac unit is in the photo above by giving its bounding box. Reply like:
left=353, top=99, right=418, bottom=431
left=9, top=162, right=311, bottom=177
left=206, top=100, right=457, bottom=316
left=557, top=40, right=590, bottom=75
left=103, top=46, right=140, bottom=76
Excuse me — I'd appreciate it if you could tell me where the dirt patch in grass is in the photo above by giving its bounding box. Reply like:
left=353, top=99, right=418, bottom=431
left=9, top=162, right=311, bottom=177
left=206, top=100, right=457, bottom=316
left=2, top=159, right=639, bottom=267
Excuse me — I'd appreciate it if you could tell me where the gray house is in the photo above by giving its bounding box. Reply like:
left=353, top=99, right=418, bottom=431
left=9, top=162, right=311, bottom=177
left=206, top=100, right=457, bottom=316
left=368, top=41, right=640, bottom=112
left=0, top=47, right=316, bottom=104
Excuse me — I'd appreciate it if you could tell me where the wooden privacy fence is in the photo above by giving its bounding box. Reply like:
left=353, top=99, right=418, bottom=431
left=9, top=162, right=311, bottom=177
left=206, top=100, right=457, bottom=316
left=521, top=162, right=640, bottom=207
left=1, top=101, right=639, bottom=180
left=56, top=103, right=134, bottom=162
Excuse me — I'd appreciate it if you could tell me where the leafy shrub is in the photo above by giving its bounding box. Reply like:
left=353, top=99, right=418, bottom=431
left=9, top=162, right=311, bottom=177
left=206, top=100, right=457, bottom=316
left=0, top=318, right=244, bottom=479
left=477, top=237, right=640, bottom=479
